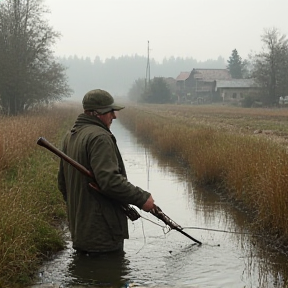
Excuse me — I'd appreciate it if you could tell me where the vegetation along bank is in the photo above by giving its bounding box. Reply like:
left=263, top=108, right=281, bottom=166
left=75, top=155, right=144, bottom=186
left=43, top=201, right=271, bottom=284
left=118, top=103, right=288, bottom=254
left=0, top=103, right=80, bottom=288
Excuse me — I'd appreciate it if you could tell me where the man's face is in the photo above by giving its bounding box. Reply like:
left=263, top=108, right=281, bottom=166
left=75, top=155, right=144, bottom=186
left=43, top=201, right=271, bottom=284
left=97, top=110, right=116, bottom=129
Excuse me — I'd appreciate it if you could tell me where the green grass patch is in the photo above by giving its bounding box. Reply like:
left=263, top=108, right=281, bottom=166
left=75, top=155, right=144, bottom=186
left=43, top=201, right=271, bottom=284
left=0, top=138, right=67, bottom=288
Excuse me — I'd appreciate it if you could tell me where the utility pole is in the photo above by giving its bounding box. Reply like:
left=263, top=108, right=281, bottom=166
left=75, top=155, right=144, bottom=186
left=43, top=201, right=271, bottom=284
left=145, top=40, right=151, bottom=91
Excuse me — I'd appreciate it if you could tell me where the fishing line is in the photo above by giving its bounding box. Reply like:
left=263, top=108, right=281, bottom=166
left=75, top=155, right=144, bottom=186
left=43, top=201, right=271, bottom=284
left=135, top=216, right=224, bottom=250
left=182, top=226, right=252, bottom=235
left=140, top=215, right=167, bottom=228
left=135, top=215, right=168, bottom=254
left=139, top=214, right=254, bottom=246
left=135, top=218, right=146, bottom=254
left=140, top=215, right=171, bottom=234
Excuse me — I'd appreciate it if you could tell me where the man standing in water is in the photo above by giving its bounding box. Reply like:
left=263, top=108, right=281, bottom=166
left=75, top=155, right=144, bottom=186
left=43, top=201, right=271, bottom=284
left=58, top=89, right=154, bottom=254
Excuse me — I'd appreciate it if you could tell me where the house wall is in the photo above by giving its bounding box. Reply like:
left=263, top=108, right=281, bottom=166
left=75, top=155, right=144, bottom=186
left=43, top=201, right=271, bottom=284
left=183, top=74, right=215, bottom=100
left=219, top=88, right=251, bottom=101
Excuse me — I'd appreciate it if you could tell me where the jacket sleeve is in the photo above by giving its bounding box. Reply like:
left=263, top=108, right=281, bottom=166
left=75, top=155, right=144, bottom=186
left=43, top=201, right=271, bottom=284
left=87, top=134, right=151, bottom=209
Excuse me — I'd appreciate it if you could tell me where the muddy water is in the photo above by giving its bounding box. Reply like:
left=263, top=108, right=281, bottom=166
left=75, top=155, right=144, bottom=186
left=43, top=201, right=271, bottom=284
left=32, top=120, right=288, bottom=288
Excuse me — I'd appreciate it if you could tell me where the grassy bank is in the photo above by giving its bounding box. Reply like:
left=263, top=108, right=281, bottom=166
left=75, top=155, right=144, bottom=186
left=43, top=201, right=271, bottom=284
left=0, top=102, right=80, bottom=288
left=118, top=103, right=288, bottom=251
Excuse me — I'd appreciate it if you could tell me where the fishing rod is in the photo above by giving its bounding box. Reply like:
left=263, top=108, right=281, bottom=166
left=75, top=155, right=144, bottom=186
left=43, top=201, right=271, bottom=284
left=139, top=215, right=255, bottom=239
left=37, top=137, right=202, bottom=245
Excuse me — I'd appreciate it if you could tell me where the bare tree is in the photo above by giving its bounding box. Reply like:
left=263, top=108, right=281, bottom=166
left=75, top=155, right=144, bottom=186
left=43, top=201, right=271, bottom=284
left=251, top=28, right=288, bottom=105
left=0, top=0, right=72, bottom=115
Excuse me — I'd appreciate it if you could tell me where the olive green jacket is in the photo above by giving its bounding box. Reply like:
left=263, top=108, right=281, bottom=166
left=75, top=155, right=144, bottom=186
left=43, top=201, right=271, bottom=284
left=58, top=113, right=151, bottom=252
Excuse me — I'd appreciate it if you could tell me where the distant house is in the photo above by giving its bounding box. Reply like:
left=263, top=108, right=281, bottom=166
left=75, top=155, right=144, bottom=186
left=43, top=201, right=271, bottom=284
left=215, top=79, right=259, bottom=102
left=176, top=72, right=191, bottom=89
left=175, top=72, right=191, bottom=102
left=176, top=69, right=232, bottom=103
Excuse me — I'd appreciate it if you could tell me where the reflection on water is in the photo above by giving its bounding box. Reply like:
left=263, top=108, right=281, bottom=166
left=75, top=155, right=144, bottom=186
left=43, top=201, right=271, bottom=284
left=68, top=251, right=130, bottom=287
left=33, top=120, right=288, bottom=288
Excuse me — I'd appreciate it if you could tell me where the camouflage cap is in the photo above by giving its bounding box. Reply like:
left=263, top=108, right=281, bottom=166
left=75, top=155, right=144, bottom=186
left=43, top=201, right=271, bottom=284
left=82, top=89, right=124, bottom=114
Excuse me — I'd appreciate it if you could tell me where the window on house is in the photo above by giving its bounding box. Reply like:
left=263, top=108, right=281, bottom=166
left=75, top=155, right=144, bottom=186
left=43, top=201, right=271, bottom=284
left=232, top=93, right=237, bottom=99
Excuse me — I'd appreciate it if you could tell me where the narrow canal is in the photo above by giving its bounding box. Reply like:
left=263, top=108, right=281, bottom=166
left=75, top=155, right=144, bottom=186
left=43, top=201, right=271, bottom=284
left=32, top=120, right=288, bottom=288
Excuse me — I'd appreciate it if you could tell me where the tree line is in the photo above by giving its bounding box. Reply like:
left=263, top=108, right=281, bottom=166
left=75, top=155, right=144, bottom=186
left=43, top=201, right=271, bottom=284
left=129, top=28, right=288, bottom=106
left=58, top=54, right=226, bottom=101
left=0, top=0, right=287, bottom=115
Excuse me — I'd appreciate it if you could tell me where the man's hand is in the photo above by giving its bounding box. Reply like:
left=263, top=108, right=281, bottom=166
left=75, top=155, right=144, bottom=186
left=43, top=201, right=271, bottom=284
left=142, top=195, right=155, bottom=212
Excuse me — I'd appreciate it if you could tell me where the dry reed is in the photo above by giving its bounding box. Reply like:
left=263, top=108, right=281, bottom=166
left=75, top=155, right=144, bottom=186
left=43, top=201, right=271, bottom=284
left=0, top=102, right=81, bottom=287
left=119, top=104, right=288, bottom=249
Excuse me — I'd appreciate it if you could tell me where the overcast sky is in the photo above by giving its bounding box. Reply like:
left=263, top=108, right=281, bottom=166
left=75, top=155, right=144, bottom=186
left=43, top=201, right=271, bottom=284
left=44, top=0, right=288, bottom=63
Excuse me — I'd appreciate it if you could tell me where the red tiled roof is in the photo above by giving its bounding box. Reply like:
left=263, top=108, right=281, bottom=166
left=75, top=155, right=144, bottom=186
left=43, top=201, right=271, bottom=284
left=176, top=72, right=191, bottom=81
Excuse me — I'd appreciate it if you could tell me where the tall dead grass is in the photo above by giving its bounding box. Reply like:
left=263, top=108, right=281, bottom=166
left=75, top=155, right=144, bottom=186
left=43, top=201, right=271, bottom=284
left=0, top=102, right=81, bottom=287
left=119, top=104, right=288, bottom=249
left=0, top=103, right=80, bottom=173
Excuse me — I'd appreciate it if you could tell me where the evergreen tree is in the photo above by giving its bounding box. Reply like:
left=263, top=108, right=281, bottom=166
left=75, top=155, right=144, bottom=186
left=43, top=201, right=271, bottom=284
left=227, top=49, right=245, bottom=78
left=142, top=77, right=172, bottom=104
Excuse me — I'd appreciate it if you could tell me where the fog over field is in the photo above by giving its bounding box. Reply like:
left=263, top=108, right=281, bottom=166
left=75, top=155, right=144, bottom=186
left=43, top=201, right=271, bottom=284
left=44, top=0, right=288, bottom=62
